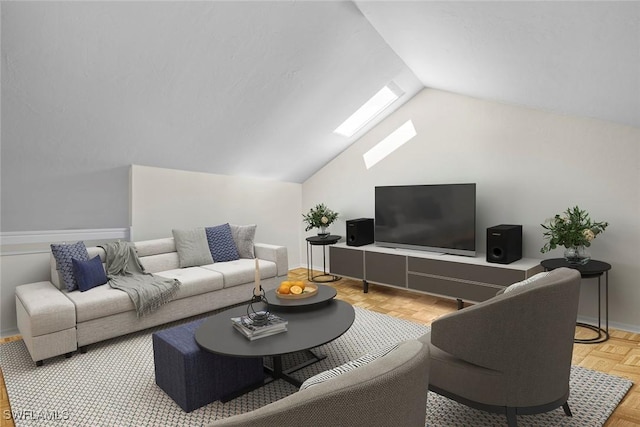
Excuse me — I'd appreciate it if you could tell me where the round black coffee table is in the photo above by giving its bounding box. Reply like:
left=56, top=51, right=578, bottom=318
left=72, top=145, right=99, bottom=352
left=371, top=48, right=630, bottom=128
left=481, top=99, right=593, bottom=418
left=265, top=284, right=337, bottom=312
left=195, top=299, right=355, bottom=393
left=541, top=258, right=611, bottom=343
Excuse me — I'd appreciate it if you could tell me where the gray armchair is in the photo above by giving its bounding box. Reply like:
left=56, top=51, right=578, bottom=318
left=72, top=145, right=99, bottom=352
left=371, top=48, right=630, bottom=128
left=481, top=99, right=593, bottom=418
left=210, top=339, right=430, bottom=427
left=421, top=267, right=581, bottom=427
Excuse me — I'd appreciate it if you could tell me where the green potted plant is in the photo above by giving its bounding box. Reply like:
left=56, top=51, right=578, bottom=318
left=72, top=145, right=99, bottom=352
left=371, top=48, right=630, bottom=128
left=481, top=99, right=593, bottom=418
left=540, top=205, right=608, bottom=265
left=303, top=203, right=339, bottom=238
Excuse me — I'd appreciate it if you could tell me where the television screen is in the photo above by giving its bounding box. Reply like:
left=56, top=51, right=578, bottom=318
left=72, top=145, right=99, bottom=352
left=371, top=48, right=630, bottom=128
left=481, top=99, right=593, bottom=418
left=374, top=184, right=476, bottom=256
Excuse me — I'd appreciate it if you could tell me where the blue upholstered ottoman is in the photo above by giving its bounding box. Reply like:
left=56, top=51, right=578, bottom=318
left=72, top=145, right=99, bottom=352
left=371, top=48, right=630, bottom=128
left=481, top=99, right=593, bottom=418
left=152, top=318, right=264, bottom=412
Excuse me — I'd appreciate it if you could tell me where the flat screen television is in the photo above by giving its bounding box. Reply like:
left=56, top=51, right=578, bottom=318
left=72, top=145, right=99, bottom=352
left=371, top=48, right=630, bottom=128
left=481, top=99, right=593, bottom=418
left=374, top=183, right=476, bottom=256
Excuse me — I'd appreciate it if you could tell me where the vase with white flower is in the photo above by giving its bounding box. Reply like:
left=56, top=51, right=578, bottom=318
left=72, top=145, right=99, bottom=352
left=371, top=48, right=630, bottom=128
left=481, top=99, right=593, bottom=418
left=303, top=203, right=339, bottom=239
left=540, top=205, right=608, bottom=265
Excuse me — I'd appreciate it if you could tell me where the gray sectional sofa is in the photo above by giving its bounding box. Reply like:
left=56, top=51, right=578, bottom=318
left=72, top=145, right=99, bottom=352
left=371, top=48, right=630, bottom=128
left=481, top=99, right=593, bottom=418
left=15, top=237, right=288, bottom=365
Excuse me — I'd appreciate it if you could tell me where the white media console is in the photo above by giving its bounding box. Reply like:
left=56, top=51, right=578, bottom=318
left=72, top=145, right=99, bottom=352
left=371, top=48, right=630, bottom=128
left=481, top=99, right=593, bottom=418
left=329, top=242, right=544, bottom=308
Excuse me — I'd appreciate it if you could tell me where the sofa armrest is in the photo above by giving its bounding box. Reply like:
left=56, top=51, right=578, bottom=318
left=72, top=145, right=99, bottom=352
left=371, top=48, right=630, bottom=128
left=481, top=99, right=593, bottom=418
left=16, top=281, right=78, bottom=363
left=254, top=243, right=288, bottom=277
left=15, top=281, right=76, bottom=337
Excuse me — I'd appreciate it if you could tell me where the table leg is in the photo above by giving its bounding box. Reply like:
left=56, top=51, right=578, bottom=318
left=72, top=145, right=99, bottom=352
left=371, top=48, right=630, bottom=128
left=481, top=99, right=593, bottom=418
left=308, top=243, right=341, bottom=283
left=605, top=270, right=609, bottom=336
left=574, top=273, right=609, bottom=344
left=307, top=241, right=312, bottom=281
left=264, top=351, right=327, bottom=388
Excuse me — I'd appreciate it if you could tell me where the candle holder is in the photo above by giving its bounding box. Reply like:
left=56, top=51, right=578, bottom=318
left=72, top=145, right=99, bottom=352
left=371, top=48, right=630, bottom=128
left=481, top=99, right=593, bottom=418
left=245, top=287, right=270, bottom=327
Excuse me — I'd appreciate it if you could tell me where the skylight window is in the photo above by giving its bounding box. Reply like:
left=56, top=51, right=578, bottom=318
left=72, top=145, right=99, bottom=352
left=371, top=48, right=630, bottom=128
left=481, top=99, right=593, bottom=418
left=333, top=83, right=404, bottom=137
left=363, top=120, right=416, bottom=169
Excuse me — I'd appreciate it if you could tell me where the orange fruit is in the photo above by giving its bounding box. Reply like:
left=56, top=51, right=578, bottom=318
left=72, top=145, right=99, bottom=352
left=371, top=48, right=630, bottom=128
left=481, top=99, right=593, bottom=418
left=278, top=281, right=291, bottom=294
left=289, top=285, right=303, bottom=295
left=294, top=280, right=305, bottom=290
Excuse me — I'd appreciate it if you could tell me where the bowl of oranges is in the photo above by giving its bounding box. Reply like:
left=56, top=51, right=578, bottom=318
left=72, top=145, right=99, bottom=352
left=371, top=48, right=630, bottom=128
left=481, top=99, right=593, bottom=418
left=276, top=280, right=318, bottom=299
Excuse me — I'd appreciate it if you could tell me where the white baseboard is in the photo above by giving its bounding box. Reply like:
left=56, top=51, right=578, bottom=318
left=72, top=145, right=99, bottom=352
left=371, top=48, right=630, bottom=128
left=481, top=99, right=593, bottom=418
left=1, top=328, right=19, bottom=339
left=577, top=315, right=640, bottom=334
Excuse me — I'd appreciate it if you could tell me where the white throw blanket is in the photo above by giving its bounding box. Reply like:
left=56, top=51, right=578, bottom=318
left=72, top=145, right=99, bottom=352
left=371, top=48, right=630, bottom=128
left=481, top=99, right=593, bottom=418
left=99, top=241, right=181, bottom=317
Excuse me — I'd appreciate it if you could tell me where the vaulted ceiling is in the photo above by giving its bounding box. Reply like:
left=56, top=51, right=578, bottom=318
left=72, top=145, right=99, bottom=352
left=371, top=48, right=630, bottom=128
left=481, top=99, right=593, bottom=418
left=357, top=1, right=639, bottom=130
left=2, top=1, right=639, bottom=196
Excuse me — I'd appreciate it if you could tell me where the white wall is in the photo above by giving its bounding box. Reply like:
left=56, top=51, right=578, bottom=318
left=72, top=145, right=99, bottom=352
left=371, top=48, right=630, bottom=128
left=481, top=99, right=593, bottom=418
left=303, top=88, right=640, bottom=332
left=130, top=165, right=302, bottom=268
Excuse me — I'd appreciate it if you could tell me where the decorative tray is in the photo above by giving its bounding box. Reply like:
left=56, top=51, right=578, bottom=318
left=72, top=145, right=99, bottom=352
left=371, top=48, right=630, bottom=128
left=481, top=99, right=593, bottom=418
left=275, top=283, right=318, bottom=299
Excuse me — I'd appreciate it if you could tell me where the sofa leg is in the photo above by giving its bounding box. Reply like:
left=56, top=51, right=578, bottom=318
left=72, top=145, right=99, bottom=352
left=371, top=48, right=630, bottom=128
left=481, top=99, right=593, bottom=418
left=36, top=360, right=43, bottom=367
left=562, top=402, right=572, bottom=417
left=506, top=407, right=517, bottom=427
left=80, top=346, right=87, bottom=354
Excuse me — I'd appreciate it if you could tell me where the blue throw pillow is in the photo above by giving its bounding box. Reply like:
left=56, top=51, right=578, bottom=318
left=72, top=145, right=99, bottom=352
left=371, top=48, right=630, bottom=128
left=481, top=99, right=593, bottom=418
left=72, top=256, right=108, bottom=292
left=205, top=223, right=240, bottom=262
left=51, top=241, right=89, bottom=291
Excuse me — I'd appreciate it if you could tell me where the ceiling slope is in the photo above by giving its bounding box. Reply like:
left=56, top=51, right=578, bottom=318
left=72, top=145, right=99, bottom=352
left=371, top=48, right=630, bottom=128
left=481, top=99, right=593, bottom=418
left=357, top=1, right=640, bottom=129
left=2, top=1, right=422, bottom=189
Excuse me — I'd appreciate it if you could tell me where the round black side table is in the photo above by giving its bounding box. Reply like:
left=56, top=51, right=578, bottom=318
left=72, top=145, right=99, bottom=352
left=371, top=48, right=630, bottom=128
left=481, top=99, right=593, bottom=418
left=541, top=258, right=612, bottom=344
left=306, top=235, right=341, bottom=283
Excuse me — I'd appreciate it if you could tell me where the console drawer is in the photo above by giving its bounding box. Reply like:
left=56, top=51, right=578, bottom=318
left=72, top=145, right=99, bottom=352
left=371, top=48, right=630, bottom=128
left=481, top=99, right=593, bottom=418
left=329, top=246, right=364, bottom=279
left=408, top=273, right=501, bottom=302
left=408, top=257, right=524, bottom=286
left=365, top=252, right=406, bottom=287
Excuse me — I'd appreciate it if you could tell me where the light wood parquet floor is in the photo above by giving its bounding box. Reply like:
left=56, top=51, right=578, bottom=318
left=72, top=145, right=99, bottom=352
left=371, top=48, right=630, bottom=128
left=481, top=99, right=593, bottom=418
left=1, top=268, right=638, bottom=426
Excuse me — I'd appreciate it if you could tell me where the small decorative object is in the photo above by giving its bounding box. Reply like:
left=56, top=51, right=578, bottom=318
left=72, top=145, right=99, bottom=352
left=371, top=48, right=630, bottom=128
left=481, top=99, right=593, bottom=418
left=248, top=258, right=269, bottom=325
left=303, top=203, right=339, bottom=239
left=540, top=205, right=608, bottom=265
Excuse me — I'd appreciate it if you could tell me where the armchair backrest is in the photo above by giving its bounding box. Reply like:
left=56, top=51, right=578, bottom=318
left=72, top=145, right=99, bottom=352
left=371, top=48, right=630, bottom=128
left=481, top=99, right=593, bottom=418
left=430, top=267, right=581, bottom=406
left=210, top=339, right=430, bottom=427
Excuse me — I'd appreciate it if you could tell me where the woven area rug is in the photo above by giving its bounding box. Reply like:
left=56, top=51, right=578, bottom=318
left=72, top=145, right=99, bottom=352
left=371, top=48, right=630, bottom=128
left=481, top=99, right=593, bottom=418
left=1, top=307, right=632, bottom=426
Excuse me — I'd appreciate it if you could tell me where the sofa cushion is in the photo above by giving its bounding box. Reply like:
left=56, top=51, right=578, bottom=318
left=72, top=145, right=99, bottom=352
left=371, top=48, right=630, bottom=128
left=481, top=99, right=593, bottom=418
left=172, top=228, right=214, bottom=268
left=134, top=238, right=176, bottom=257
left=72, top=256, right=108, bottom=292
left=205, top=223, right=240, bottom=262
left=154, top=267, right=225, bottom=299
left=230, top=224, right=257, bottom=259
left=299, top=343, right=400, bottom=390
left=64, top=284, right=134, bottom=323
left=139, top=252, right=180, bottom=274
left=51, top=241, right=90, bottom=291
left=201, top=259, right=277, bottom=288
left=503, top=271, right=550, bottom=294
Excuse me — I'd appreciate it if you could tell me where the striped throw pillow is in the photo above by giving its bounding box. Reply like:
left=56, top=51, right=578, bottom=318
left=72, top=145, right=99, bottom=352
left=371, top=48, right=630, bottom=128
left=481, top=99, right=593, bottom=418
left=299, top=343, right=400, bottom=390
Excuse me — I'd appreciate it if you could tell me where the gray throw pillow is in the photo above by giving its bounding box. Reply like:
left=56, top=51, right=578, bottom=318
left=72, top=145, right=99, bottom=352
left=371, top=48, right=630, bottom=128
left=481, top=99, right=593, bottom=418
left=230, top=224, right=257, bottom=259
left=503, top=271, right=550, bottom=294
left=172, top=228, right=214, bottom=268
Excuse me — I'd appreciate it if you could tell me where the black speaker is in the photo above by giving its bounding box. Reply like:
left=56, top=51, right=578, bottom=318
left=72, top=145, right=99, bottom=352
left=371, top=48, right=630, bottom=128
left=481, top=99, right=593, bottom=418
left=486, top=224, right=522, bottom=264
left=346, top=218, right=374, bottom=247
